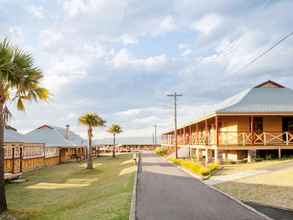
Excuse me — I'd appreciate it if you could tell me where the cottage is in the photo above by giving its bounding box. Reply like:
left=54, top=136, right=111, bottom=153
left=161, top=80, right=293, bottom=162
left=4, top=126, right=45, bottom=173
left=25, top=125, right=86, bottom=163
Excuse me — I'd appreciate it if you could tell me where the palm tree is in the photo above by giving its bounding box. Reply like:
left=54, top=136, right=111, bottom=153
left=107, top=124, right=122, bottom=158
left=79, top=113, right=105, bottom=169
left=0, top=39, right=49, bottom=212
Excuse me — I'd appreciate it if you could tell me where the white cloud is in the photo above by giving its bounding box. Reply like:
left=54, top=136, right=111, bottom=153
left=111, top=48, right=168, bottom=70
left=157, top=15, right=177, bottom=34
left=192, top=14, right=222, bottom=35
left=43, top=55, right=89, bottom=93
left=39, top=29, right=63, bottom=49
left=63, top=0, right=94, bottom=17
left=119, top=34, right=138, bottom=45
left=28, top=5, right=45, bottom=18
left=8, top=26, right=25, bottom=45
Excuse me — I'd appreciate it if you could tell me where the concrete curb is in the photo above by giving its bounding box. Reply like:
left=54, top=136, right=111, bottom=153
left=129, top=152, right=141, bottom=220
left=160, top=155, right=273, bottom=220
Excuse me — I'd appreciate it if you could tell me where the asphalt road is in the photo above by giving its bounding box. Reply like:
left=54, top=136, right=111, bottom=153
left=136, top=152, right=269, bottom=220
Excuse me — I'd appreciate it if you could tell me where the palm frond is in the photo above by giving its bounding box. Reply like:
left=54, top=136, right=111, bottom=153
left=16, top=97, right=25, bottom=111
left=107, top=124, right=123, bottom=134
left=79, top=113, right=106, bottom=128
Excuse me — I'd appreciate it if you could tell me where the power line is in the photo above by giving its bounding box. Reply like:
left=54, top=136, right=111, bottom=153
left=167, top=92, right=182, bottom=159
left=153, top=124, right=157, bottom=145
left=235, top=31, right=293, bottom=73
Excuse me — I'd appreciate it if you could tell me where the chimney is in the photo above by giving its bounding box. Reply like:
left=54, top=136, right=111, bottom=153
left=65, top=124, right=70, bottom=139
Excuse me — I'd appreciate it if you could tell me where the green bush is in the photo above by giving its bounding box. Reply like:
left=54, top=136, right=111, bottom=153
left=168, top=158, right=219, bottom=177
left=154, top=147, right=168, bottom=156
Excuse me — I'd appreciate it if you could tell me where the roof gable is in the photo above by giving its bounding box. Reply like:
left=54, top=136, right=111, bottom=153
left=25, top=125, right=78, bottom=147
left=254, top=80, right=285, bottom=88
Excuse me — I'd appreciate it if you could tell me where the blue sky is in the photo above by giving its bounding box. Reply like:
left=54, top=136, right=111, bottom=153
left=1, top=0, right=293, bottom=139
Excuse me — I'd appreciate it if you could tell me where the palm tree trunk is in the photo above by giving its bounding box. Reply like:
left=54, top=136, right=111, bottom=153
left=0, top=100, right=7, bottom=212
left=87, top=128, right=93, bottom=169
left=112, top=134, right=116, bottom=158
left=97, top=146, right=100, bottom=157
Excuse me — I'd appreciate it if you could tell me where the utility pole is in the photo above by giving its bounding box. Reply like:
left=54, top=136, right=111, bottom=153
left=153, top=124, right=157, bottom=145
left=167, top=92, right=182, bottom=159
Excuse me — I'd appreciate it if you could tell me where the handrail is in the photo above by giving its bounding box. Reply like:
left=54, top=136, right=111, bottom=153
left=162, top=131, right=293, bottom=146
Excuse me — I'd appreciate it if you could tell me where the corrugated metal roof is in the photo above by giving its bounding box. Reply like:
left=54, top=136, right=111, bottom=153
left=53, top=126, right=86, bottom=146
left=25, top=125, right=84, bottom=148
left=163, top=81, right=293, bottom=134
left=216, top=87, right=293, bottom=113
left=4, top=127, right=26, bottom=143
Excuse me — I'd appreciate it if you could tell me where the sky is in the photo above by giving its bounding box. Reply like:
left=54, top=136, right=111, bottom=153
left=1, top=0, right=293, bottom=139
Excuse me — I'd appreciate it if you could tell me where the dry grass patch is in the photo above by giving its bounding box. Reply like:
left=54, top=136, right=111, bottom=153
left=215, top=159, right=293, bottom=176
left=216, top=166, right=293, bottom=209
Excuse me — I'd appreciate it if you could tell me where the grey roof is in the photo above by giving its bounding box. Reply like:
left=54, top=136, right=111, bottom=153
left=53, top=126, right=86, bottom=146
left=25, top=125, right=84, bottom=148
left=4, top=127, right=26, bottom=143
left=215, top=87, right=293, bottom=113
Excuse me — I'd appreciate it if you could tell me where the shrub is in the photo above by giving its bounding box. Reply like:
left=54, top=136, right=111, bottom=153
left=168, top=158, right=219, bottom=177
left=154, top=147, right=168, bottom=156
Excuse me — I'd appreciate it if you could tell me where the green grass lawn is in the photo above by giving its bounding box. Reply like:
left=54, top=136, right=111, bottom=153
left=216, top=166, right=293, bottom=209
left=214, top=159, right=293, bottom=176
left=3, top=153, right=135, bottom=220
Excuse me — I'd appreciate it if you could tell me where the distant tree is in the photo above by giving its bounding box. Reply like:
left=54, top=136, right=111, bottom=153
left=79, top=113, right=106, bottom=169
left=107, top=124, right=122, bottom=158
left=0, top=39, right=49, bottom=212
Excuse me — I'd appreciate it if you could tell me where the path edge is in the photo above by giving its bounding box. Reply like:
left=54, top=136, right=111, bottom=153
left=161, top=155, right=273, bottom=220
left=129, top=152, right=141, bottom=220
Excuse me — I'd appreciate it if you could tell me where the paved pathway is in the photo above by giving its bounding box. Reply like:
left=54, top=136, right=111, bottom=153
left=136, top=152, right=268, bottom=220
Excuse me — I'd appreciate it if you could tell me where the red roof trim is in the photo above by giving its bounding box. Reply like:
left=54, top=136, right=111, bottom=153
left=254, top=80, right=285, bottom=88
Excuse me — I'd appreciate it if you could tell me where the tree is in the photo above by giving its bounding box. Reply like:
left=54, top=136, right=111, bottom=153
left=79, top=113, right=105, bottom=169
left=107, top=124, right=122, bottom=158
left=0, top=39, right=49, bottom=212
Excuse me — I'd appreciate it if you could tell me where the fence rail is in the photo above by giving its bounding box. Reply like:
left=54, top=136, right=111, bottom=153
left=162, top=131, right=293, bottom=146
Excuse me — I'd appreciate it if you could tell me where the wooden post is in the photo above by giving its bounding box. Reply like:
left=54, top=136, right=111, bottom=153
left=214, top=148, right=218, bottom=163
left=19, top=147, right=23, bottom=173
left=12, top=147, right=15, bottom=174
left=205, top=148, right=208, bottom=166
left=196, top=124, right=199, bottom=144
left=205, top=120, right=208, bottom=145
left=196, top=148, right=199, bottom=160
left=278, top=147, right=282, bottom=159
left=286, top=132, right=289, bottom=145
left=247, top=150, right=252, bottom=163
left=263, top=132, right=266, bottom=145
left=215, top=116, right=219, bottom=146
left=183, top=127, right=186, bottom=145
left=189, top=126, right=192, bottom=145
left=59, top=148, right=62, bottom=164
left=250, top=116, right=254, bottom=144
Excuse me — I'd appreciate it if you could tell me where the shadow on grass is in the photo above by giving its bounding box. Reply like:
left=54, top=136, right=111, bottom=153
left=5, top=154, right=135, bottom=219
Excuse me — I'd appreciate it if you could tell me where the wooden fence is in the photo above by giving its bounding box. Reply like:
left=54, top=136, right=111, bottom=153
left=4, top=142, right=85, bottom=174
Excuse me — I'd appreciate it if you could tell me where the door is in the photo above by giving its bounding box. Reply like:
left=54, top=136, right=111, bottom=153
left=282, top=117, right=293, bottom=142
left=254, top=117, right=263, bottom=134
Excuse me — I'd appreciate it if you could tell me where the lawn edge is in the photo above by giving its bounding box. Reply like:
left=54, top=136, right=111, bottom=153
left=160, top=154, right=273, bottom=220
left=129, top=152, right=140, bottom=220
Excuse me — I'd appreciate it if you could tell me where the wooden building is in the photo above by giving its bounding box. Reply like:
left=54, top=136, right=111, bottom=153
left=4, top=126, right=47, bottom=173
left=161, top=80, right=293, bottom=162
left=25, top=124, right=86, bottom=163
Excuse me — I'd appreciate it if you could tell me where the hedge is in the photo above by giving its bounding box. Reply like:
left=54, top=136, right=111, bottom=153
left=169, top=157, right=219, bottom=177
left=154, top=147, right=168, bottom=156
